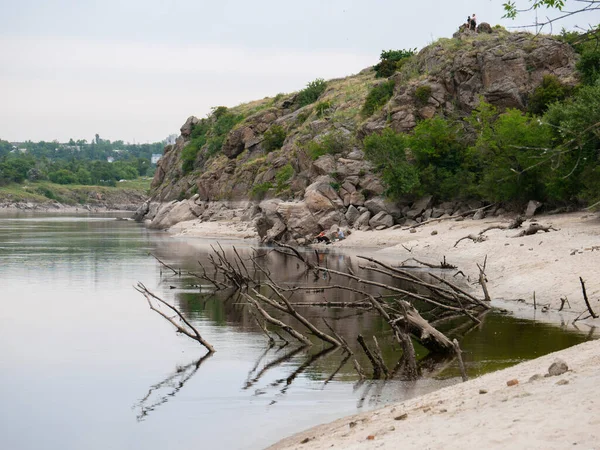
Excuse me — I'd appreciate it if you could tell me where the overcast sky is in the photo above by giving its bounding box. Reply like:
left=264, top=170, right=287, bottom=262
left=1, top=0, right=598, bottom=143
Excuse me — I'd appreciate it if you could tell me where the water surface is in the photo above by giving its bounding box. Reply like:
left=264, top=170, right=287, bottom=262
left=0, top=212, right=592, bottom=450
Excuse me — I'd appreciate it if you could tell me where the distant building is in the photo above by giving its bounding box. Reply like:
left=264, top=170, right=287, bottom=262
left=107, top=156, right=114, bottom=163
left=151, top=154, right=162, bottom=165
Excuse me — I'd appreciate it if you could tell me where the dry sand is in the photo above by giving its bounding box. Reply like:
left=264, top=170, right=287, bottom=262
left=268, top=338, right=600, bottom=450
left=168, top=211, right=600, bottom=449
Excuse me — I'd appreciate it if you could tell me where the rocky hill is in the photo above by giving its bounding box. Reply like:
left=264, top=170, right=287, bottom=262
left=136, top=26, right=579, bottom=244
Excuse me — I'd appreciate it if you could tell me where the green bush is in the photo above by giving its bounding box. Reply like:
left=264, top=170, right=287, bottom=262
left=306, top=131, right=351, bottom=160
left=262, top=125, right=287, bottom=152
left=48, top=169, right=77, bottom=185
left=275, top=164, right=294, bottom=191
left=361, top=80, right=395, bottom=117
left=363, top=128, right=420, bottom=198
left=250, top=182, right=272, bottom=200
left=414, top=85, right=432, bottom=105
left=315, top=101, right=332, bottom=118
left=374, top=49, right=416, bottom=78
left=527, top=75, right=571, bottom=115
left=297, top=78, right=327, bottom=107
left=576, top=49, right=600, bottom=85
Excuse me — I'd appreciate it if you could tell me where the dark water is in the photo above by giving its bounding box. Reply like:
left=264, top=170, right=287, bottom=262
left=0, top=213, right=592, bottom=450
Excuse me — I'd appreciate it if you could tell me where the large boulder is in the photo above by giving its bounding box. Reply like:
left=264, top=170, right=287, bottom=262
left=276, top=202, right=320, bottom=238
left=345, top=205, right=361, bottom=225
left=304, top=177, right=344, bottom=214
left=180, top=116, right=199, bottom=138
left=406, top=195, right=433, bottom=219
left=149, top=199, right=202, bottom=229
left=222, top=126, right=260, bottom=159
left=369, top=211, right=394, bottom=229
left=364, top=197, right=403, bottom=221
left=354, top=211, right=371, bottom=230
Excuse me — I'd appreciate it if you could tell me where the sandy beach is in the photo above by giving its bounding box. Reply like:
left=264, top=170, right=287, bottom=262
left=168, top=211, right=600, bottom=449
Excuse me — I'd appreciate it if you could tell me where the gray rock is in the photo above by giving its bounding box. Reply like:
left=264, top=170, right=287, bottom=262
left=547, top=359, right=568, bottom=377
left=354, top=211, right=371, bottom=229
left=345, top=205, right=361, bottom=225
left=318, top=210, right=345, bottom=230
left=180, top=116, right=199, bottom=138
left=312, top=155, right=337, bottom=176
left=525, top=200, right=542, bottom=217
left=369, top=211, right=394, bottom=229
left=473, top=209, right=486, bottom=220
left=406, top=195, right=433, bottom=219
left=365, top=198, right=403, bottom=220
left=304, top=177, right=344, bottom=214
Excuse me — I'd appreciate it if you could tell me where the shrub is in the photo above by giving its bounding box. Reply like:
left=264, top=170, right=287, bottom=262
left=374, top=49, right=417, bottom=78
left=363, top=128, right=420, bottom=198
left=48, top=169, right=77, bottom=185
left=361, top=80, right=395, bottom=117
left=297, top=78, right=327, bottom=107
left=262, top=125, right=287, bottom=152
left=275, top=164, right=294, bottom=191
left=306, top=131, right=351, bottom=160
left=576, top=48, right=600, bottom=85
left=414, top=85, right=432, bottom=105
left=250, top=182, right=272, bottom=200
left=527, top=75, right=571, bottom=115
left=315, top=101, right=332, bottom=118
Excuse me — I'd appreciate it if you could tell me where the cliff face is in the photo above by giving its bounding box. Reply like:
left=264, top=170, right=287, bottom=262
left=141, top=27, right=578, bottom=241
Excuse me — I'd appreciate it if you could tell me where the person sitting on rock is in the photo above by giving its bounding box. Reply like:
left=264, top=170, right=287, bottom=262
left=315, top=231, right=331, bottom=244
left=470, top=13, right=477, bottom=30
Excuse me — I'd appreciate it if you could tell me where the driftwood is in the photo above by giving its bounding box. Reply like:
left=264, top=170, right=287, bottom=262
left=477, top=256, right=491, bottom=302
left=357, top=334, right=384, bottom=379
left=580, top=277, right=599, bottom=319
left=453, top=339, right=468, bottom=382
left=513, top=223, right=558, bottom=237
left=397, top=256, right=456, bottom=269
left=134, top=282, right=215, bottom=353
left=454, top=234, right=488, bottom=247
left=404, top=204, right=495, bottom=230
left=139, top=243, right=487, bottom=382
left=478, top=216, right=525, bottom=235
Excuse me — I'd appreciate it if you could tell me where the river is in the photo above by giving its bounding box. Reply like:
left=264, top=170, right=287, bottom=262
left=0, top=212, right=592, bottom=450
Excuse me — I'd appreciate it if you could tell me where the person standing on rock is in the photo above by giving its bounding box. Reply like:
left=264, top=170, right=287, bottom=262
left=466, top=16, right=471, bottom=29
left=470, top=13, right=477, bottom=30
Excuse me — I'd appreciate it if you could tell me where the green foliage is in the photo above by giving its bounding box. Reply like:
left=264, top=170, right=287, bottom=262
left=262, top=125, right=287, bottom=152
left=297, top=78, right=327, bottom=107
left=361, top=80, right=395, bottom=117
left=275, top=164, right=294, bottom=191
left=543, top=81, right=600, bottom=202
left=35, top=186, right=65, bottom=203
left=306, top=131, right=352, bottom=160
left=363, top=128, right=420, bottom=198
left=470, top=106, right=552, bottom=201
left=374, top=49, right=417, bottom=78
left=315, top=101, right=332, bottom=118
left=410, top=117, right=473, bottom=199
left=181, top=111, right=244, bottom=173
left=414, top=85, right=432, bottom=105
left=330, top=181, right=340, bottom=191
left=528, top=75, right=571, bottom=115
left=250, top=182, right=272, bottom=200
left=576, top=48, right=600, bottom=85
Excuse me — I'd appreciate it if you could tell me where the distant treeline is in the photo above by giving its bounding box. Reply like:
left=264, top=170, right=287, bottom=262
left=0, top=136, right=166, bottom=186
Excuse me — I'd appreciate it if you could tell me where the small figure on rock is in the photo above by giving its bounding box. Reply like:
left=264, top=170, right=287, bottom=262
left=470, top=13, right=477, bottom=30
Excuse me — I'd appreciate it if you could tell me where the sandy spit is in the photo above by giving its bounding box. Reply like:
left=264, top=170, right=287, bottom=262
left=267, top=338, right=600, bottom=450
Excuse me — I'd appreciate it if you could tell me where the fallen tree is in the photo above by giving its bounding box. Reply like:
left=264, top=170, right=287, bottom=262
left=137, top=244, right=491, bottom=381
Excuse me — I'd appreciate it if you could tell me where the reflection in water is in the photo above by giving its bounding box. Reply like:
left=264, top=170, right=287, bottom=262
left=134, top=352, right=213, bottom=421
